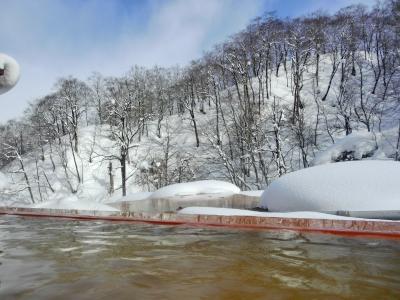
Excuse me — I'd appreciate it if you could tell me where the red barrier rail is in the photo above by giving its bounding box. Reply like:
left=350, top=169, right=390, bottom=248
left=1, top=207, right=400, bottom=239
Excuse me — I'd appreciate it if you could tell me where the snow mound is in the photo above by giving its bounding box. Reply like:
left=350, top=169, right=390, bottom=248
left=312, top=132, right=378, bottom=165
left=30, top=196, right=120, bottom=212
left=150, top=180, right=240, bottom=199
left=106, top=191, right=153, bottom=203
left=261, top=161, right=400, bottom=212
left=178, top=207, right=378, bottom=221
left=239, top=190, right=263, bottom=197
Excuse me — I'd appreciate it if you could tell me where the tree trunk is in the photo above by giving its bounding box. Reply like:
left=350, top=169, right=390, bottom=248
left=321, top=61, right=339, bottom=101
left=108, top=162, right=114, bottom=195
left=35, top=157, right=43, bottom=202
left=19, top=158, right=35, bottom=203
left=43, top=171, right=55, bottom=193
left=120, top=153, right=127, bottom=197
left=313, top=51, right=318, bottom=85
left=396, top=120, right=400, bottom=161
left=68, top=131, right=81, bottom=183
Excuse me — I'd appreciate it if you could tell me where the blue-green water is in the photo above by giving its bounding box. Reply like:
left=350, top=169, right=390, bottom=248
left=1, top=215, right=399, bottom=299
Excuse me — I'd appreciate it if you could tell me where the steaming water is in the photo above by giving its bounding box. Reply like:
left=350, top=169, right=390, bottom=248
left=0, top=215, right=399, bottom=299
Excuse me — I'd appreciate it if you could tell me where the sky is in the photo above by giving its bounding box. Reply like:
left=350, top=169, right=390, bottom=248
left=0, top=0, right=376, bottom=121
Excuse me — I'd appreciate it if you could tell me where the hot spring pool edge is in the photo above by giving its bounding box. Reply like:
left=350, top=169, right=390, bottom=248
left=1, top=206, right=400, bottom=239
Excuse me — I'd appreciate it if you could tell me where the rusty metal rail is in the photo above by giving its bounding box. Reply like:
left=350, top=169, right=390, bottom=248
left=1, top=206, right=400, bottom=239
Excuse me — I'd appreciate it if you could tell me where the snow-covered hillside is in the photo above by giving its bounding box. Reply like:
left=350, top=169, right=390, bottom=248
left=0, top=53, right=399, bottom=209
left=1, top=2, right=399, bottom=210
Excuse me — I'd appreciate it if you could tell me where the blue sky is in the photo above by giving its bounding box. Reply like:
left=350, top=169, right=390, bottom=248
left=0, top=0, right=375, bottom=121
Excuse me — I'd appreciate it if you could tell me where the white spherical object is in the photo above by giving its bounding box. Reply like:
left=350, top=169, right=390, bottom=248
left=0, top=53, right=20, bottom=95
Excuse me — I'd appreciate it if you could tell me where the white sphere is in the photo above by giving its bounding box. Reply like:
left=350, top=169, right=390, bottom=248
left=0, top=53, right=20, bottom=95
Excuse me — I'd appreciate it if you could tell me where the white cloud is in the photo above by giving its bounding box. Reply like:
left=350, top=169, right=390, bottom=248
left=296, top=0, right=377, bottom=16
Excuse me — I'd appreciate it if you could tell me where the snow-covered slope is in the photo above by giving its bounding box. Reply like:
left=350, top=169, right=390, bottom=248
left=0, top=171, right=9, bottom=190
left=0, top=54, right=399, bottom=210
left=29, top=196, right=119, bottom=212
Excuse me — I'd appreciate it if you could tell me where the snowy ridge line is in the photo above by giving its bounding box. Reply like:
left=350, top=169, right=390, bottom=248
left=1, top=207, right=400, bottom=239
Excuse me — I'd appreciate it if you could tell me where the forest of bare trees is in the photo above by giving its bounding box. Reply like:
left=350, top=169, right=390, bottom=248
left=1, top=1, right=399, bottom=202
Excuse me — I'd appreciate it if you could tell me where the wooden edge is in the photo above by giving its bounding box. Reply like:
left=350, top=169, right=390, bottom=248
left=1, top=207, right=400, bottom=239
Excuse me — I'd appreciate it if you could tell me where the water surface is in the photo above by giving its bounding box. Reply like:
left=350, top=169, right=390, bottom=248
left=0, top=215, right=399, bottom=299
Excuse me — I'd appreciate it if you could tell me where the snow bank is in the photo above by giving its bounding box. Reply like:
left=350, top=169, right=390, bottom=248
left=239, top=190, right=263, bottom=197
left=106, top=191, right=152, bottom=203
left=29, top=196, right=120, bottom=212
left=178, top=207, right=377, bottom=221
left=261, top=161, right=400, bottom=212
left=312, top=131, right=378, bottom=165
left=150, top=180, right=240, bottom=199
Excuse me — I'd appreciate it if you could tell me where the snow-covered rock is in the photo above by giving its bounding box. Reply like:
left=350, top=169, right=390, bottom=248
left=150, top=180, right=241, bottom=199
left=261, top=161, right=400, bottom=212
left=312, top=131, right=378, bottom=165
left=178, top=207, right=382, bottom=221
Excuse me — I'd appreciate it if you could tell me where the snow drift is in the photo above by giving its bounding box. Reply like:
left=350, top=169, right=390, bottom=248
left=29, top=196, right=120, bottom=212
left=106, top=191, right=153, bottom=203
left=149, top=180, right=241, bottom=199
left=178, top=207, right=381, bottom=221
left=261, top=161, right=400, bottom=212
